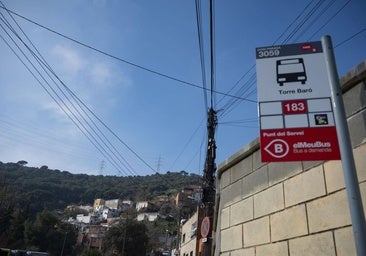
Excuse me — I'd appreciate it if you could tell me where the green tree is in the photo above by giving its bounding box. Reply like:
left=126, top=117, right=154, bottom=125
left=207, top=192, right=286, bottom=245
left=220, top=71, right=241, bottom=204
left=80, top=248, right=102, bottom=256
left=4, top=207, right=30, bottom=248
left=159, top=202, right=178, bottom=218
left=24, top=211, right=77, bottom=256
left=103, top=220, right=149, bottom=256
left=17, top=160, right=28, bottom=166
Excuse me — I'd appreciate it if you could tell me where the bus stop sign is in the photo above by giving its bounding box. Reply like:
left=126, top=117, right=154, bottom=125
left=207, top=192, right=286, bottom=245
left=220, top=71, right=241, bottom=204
left=256, top=41, right=340, bottom=162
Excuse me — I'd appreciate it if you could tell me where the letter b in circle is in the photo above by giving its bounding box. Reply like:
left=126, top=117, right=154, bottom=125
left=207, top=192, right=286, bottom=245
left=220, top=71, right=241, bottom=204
left=275, top=143, right=284, bottom=154
left=264, top=139, right=290, bottom=158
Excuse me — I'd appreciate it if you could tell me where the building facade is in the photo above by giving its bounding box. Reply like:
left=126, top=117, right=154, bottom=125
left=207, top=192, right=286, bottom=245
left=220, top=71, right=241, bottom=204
left=180, top=211, right=199, bottom=256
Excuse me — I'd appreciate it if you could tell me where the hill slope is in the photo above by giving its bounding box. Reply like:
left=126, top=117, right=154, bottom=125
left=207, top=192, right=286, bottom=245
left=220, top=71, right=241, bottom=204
left=0, top=161, right=202, bottom=212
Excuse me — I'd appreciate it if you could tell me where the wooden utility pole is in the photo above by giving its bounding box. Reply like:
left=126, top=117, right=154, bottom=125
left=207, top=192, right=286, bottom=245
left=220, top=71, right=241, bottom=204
left=200, top=107, right=217, bottom=256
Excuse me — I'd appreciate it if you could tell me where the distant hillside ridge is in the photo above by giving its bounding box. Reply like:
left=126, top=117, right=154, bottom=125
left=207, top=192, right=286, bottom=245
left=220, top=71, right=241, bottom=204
left=0, top=161, right=202, bottom=212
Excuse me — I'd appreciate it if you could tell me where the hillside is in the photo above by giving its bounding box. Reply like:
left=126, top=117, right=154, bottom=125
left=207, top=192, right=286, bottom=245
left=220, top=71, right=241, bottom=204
left=0, top=161, right=202, bottom=214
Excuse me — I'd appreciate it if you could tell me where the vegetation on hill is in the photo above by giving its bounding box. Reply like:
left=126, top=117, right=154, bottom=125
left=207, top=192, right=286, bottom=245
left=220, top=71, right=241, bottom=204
left=0, top=161, right=201, bottom=212
left=0, top=161, right=202, bottom=254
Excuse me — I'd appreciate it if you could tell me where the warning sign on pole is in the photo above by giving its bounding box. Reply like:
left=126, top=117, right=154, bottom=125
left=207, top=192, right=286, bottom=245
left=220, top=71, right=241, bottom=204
left=256, top=41, right=340, bottom=162
left=200, top=217, right=210, bottom=238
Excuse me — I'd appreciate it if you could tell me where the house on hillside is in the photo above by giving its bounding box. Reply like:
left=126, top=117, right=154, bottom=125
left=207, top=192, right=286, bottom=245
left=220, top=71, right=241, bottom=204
left=175, top=186, right=201, bottom=219
left=76, top=214, right=99, bottom=225
left=136, top=201, right=158, bottom=212
left=93, top=199, right=105, bottom=211
left=121, top=200, right=134, bottom=211
left=79, top=205, right=94, bottom=213
left=77, top=225, right=106, bottom=252
left=66, top=204, right=93, bottom=214
left=180, top=210, right=199, bottom=256
left=122, top=199, right=133, bottom=206
left=105, top=199, right=122, bottom=210
left=102, top=208, right=120, bottom=220
left=136, top=201, right=159, bottom=222
left=137, top=212, right=159, bottom=222
left=175, top=186, right=202, bottom=207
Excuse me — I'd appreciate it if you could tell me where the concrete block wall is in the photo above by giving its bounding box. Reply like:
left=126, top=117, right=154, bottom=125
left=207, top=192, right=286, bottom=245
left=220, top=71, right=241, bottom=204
left=214, top=61, right=366, bottom=256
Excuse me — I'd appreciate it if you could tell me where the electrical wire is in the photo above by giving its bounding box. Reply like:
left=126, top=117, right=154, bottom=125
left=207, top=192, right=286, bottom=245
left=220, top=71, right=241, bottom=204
left=282, top=0, right=325, bottom=44
left=218, top=0, right=354, bottom=122
left=293, top=0, right=337, bottom=42
left=170, top=118, right=205, bottom=171
left=210, top=0, right=216, bottom=109
left=0, top=117, right=97, bottom=158
left=218, top=0, right=323, bottom=113
left=272, top=0, right=317, bottom=45
left=0, top=5, right=252, bottom=102
left=195, top=0, right=208, bottom=112
left=334, top=27, right=366, bottom=48
left=308, top=0, right=352, bottom=40
left=0, top=6, right=140, bottom=179
left=0, top=1, right=178, bottom=188
left=220, top=0, right=325, bottom=113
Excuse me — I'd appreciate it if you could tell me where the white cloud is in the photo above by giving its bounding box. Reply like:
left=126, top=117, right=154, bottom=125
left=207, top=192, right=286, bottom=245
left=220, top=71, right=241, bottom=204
left=52, top=45, right=85, bottom=75
left=90, top=62, right=112, bottom=86
left=89, top=61, right=132, bottom=89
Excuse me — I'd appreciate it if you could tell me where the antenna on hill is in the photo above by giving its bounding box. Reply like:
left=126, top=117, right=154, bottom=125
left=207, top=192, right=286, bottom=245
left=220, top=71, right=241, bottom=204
left=99, top=160, right=105, bottom=176
left=156, top=155, right=163, bottom=173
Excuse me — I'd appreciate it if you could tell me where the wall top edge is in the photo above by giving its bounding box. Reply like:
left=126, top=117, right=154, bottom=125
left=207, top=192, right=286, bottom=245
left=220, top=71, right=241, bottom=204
left=217, top=137, right=259, bottom=178
left=340, top=60, right=366, bottom=92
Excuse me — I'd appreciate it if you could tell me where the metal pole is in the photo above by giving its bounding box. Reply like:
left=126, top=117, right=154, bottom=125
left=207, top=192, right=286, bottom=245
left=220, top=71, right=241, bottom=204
left=321, top=35, right=366, bottom=256
left=60, top=231, right=67, bottom=256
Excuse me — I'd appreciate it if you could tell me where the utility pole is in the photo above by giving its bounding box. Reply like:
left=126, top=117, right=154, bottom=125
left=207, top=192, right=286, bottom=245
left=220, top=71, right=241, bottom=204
left=99, top=160, right=105, bottom=176
left=201, top=107, right=217, bottom=256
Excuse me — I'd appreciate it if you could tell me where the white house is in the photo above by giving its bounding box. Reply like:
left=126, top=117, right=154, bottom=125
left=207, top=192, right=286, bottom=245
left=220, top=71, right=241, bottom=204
left=76, top=214, right=98, bottom=225
left=137, top=212, right=159, bottom=222
left=102, top=208, right=120, bottom=220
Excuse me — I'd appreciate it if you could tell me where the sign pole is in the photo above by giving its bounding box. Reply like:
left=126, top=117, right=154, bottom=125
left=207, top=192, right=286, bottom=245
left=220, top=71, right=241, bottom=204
left=321, top=35, right=366, bottom=256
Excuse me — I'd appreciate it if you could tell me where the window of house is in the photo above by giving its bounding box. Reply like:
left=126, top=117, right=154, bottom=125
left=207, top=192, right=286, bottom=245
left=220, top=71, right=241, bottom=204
left=191, top=221, right=197, bottom=237
left=182, top=233, right=186, bottom=243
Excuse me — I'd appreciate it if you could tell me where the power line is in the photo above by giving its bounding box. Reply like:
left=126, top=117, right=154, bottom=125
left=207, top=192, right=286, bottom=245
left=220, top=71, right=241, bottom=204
left=334, top=27, right=366, bottom=48
left=293, top=0, right=337, bottom=42
left=218, top=0, right=353, bottom=119
left=169, top=118, right=205, bottom=171
left=195, top=0, right=208, bottom=112
left=282, top=0, right=325, bottom=44
left=272, top=0, right=317, bottom=45
left=0, top=5, right=253, bottom=103
left=0, top=2, right=178, bottom=187
left=308, top=0, right=352, bottom=40
left=209, top=0, right=216, bottom=109
left=0, top=5, right=141, bottom=179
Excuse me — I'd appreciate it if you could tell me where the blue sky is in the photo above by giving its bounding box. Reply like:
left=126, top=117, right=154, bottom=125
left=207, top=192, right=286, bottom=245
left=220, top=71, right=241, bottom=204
left=0, top=0, right=365, bottom=176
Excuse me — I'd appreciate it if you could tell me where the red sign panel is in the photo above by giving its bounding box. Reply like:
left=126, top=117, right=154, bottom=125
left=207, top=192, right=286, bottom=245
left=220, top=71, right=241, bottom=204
left=260, top=127, right=340, bottom=161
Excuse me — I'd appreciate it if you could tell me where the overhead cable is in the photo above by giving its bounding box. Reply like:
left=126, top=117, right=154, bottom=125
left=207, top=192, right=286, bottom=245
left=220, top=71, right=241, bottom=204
left=218, top=0, right=354, bottom=121
left=0, top=5, right=141, bottom=179
left=195, top=0, right=208, bottom=111
left=308, top=0, right=352, bottom=40
left=334, top=28, right=366, bottom=48
left=209, top=0, right=216, bottom=109
left=0, top=5, right=253, bottom=103
left=0, top=2, right=178, bottom=187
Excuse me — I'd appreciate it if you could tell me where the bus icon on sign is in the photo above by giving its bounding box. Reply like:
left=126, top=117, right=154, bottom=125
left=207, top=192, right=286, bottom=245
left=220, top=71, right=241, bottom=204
left=276, top=58, right=307, bottom=86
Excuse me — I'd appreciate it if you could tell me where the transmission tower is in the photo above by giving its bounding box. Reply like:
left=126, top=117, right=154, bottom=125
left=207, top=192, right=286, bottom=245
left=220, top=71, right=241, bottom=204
left=99, top=160, right=105, bottom=175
